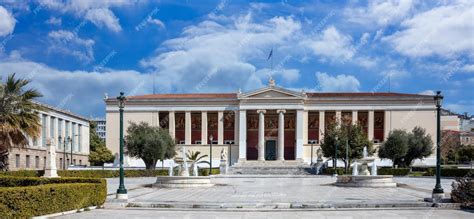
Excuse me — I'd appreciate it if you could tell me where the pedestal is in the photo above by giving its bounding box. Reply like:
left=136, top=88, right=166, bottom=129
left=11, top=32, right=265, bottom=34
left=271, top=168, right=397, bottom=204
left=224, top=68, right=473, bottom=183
left=43, top=139, right=59, bottom=178
left=219, top=159, right=228, bottom=175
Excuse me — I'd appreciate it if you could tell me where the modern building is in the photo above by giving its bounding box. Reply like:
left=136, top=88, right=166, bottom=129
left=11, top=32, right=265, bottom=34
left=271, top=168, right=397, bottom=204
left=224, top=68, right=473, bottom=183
left=9, top=101, right=90, bottom=170
left=93, top=119, right=107, bottom=141
left=105, top=80, right=438, bottom=167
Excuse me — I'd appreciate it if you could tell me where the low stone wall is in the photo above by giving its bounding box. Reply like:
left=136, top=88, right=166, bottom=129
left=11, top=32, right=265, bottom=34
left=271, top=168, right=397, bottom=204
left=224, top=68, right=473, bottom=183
left=8, top=148, right=89, bottom=171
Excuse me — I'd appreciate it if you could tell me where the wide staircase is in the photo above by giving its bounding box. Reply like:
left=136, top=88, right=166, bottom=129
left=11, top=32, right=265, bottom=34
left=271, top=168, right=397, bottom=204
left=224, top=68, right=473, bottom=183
left=228, top=160, right=311, bottom=175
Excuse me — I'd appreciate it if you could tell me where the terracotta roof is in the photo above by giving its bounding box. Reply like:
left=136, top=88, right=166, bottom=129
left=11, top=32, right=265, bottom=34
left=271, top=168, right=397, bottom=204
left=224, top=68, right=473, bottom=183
left=128, top=93, right=238, bottom=99
left=306, top=92, right=432, bottom=98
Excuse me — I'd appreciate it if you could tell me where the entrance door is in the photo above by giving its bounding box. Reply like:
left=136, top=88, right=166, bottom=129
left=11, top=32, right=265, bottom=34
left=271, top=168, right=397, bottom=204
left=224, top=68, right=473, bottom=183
left=265, top=140, right=277, bottom=160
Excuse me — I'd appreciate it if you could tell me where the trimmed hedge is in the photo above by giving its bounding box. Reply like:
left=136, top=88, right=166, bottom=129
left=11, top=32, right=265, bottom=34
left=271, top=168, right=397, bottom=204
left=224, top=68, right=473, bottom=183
left=0, top=169, right=169, bottom=178
left=424, top=168, right=473, bottom=177
left=378, top=168, right=410, bottom=176
left=0, top=177, right=106, bottom=218
left=322, top=168, right=350, bottom=175
left=199, top=168, right=220, bottom=176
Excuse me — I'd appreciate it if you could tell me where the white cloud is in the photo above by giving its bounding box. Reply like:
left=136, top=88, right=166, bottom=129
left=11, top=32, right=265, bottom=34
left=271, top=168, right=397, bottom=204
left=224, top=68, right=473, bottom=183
left=0, top=59, right=150, bottom=117
left=418, top=90, right=435, bottom=95
left=304, top=26, right=355, bottom=62
left=140, top=14, right=302, bottom=92
left=85, top=8, right=122, bottom=33
left=45, top=17, right=62, bottom=25
left=383, top=1, right=474, bottom=58
left=0, top=6, right=16, bottom=36
left=48, top=30, right=95, bottom=62
left=315, top=72, right=360, bottom=92
left=38, top=0, right=133, bottom=32
left=461, top=64, right=474, bottom=73
left=344, top=0, right=414, bottom=27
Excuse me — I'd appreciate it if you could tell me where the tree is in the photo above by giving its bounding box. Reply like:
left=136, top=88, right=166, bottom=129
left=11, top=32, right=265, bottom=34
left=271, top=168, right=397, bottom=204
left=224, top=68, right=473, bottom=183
left=125, top=122, right=176, bottom=170
left=457, top=145, right=474, bottom=163
left=0, top=74, right=43, bottom=171
left=403, top=126, right=433, bottom=167
left=378, top=129, right=409, bottom=167
left=186, top=150, right=210, bottom=175
left=88, top=121, right=114, bottom=166
left=441, top=131, right=461, bottom=164
left=320, top=123, right=374, bottom=168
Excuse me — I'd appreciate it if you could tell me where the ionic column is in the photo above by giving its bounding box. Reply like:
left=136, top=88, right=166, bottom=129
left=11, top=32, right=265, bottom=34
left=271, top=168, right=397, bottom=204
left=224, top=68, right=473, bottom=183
left=257, top=110, right=266, bottom=161
left=336, top=111, right=342, bottom=126
left=352, top=110, right=358, bottom=125
left=234, top=110, right=239, bottom=145
left=319, top=111, right=325, bottom=142
left=168, top=111, right=175, bottom=139
left=218, top=111, right=224, bottom=145
left=238, top=110, right=247, bottom=161
left=384, top=110, right=391, bottom=141
left=277, top=110, right=286, bottom=161
left=185, top=111, right=191, bottom=145
left=303, top=110, right=308, bottom=145
left=368, top=110, right=375, bottom=141
left=201, top=111, right=208, bottom=145
left=295, top=110, right=304, bottom=160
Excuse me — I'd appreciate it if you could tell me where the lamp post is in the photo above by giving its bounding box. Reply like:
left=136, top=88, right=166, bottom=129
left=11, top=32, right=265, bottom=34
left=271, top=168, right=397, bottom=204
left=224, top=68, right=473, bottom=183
left=209, top=135, right=213, bottom=175
left=345, top=140, right=349, bottom=175
left=58, top=136, right=70, bottom=169
left=70, top=137, right=74, bottom=166
left=228, top=141, right=232, bottom=167
left=334, top=136, right=338, bottom=177
left=432, top=91, right=444, bottom=200
left=116, top=92, right=128, bottom=200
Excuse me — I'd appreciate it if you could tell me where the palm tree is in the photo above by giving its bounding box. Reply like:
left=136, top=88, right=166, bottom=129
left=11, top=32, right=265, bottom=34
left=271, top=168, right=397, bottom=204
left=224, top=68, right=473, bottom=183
left=186, top=150, right=210, bottom=176
left=0, top=74, right=43, bottom=171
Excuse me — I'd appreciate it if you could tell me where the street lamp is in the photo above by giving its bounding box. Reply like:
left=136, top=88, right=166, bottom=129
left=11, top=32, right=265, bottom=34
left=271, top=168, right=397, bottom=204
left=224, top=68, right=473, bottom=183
left=228, top=141, right=232, bottom=167
left=432, top=91, right=444, bottom=200
left=209, top=134, right=213, bottom=175
left=116, top=92, right=128, bottom=200
left=334, top=136, right=338, bottom=177
left=58, top=136, right=71, bottom=169
left=345, top=140, right=349, bottom=175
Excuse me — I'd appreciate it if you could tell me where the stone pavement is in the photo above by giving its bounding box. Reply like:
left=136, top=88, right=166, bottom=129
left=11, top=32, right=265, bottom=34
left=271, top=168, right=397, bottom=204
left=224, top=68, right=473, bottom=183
left=104, top=176, right=455, bottom=209
left=55, top=208, right=474, bottom=219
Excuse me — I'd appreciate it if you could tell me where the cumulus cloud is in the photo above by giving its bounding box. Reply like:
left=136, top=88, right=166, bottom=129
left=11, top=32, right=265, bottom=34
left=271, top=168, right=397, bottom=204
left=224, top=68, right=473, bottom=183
left=418, top=90, right=435, bottom=95
left=303, top=26, right=355, bottom=62
left=383, top=1, right=474, bottom=58
left=45, top=17, right=62, bottom=25
left=315, top=72, right=360, bottom=92
left=47, top=30, right=95, bottom=62
left=0, top=60, right=150, bottom=117
left=0, top=6, right=16, bottom=36
left=344, top=0, right=414, bottom=27
left=140, top=14, right=302, bottom=92
left=85, top=8, right=122, bottom=33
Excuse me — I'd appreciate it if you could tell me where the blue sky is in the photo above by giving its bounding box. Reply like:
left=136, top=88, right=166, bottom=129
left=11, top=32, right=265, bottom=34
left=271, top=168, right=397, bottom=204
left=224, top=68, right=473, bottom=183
left=0, top=0, right=473, bottom=118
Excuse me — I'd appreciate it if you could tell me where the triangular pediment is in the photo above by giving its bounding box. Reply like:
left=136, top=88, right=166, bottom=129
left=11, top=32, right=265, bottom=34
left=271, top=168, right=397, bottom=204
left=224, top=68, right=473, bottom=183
left=239, top=86, right=306, bottom=99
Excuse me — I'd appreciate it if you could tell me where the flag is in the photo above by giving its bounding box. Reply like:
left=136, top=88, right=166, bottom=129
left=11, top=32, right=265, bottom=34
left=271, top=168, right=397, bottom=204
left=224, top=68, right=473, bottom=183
left=267, top=48, right=273, bottom=61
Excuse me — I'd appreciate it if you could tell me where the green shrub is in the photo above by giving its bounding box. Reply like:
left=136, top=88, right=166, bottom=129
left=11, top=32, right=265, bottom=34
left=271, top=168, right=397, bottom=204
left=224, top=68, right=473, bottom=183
left=424, top=168, right=472, bottom=177
left=0, top=177, right=106, bottom=218
left=0, top=169, right=169, bottom=178
left=199, top=168, right=220, bottom=176
left=322, top=168, right=349, bottom=175
left=377, top=168, right=410, bottom=176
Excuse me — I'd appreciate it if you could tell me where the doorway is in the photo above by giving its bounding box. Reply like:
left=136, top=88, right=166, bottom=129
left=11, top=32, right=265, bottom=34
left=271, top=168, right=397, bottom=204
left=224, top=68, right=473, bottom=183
left=265, top=140, right=277, bottom=160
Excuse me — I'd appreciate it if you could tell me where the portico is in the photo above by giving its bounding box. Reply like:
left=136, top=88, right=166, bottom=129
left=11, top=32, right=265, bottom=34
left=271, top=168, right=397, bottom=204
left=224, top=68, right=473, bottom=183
left=105, top=80, right=438, bottom=167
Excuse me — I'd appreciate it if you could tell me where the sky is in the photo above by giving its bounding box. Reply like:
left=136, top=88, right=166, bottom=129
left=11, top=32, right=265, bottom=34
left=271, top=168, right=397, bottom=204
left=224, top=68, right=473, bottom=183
left=0, top=0, right=473, bottom=118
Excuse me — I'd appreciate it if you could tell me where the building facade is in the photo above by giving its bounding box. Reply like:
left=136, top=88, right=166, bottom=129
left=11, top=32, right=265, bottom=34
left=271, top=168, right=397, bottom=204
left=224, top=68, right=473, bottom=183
left=9, top=102, right=90, bottom=170
left=105, top=82, right=438, bottom=167
left=94, top=119, right=107, bottom=141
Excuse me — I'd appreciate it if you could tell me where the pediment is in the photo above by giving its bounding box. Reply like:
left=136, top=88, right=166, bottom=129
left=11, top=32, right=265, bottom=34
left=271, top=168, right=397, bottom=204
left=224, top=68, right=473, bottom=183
left=239, top=86, right=306, bottom=99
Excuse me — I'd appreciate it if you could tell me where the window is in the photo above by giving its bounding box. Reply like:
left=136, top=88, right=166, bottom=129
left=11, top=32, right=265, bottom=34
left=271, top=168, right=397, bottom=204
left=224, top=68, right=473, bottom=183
left=43, top=157, right=46, bottom=169
left=73, top=159, right=76, bottom=165
left=59, top=158, right=63, bottom=169
left=26, top=155, right=30, bottom=168
left=15, top=154, right=20, bottom=168
left=79, top=160, right=82, bottom=165
left=35, top=156, right=40, bottom=168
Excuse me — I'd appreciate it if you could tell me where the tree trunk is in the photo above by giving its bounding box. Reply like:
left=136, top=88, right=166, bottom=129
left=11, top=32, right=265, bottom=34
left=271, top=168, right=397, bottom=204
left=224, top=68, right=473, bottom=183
left=144, top=159, right=157, bottom=170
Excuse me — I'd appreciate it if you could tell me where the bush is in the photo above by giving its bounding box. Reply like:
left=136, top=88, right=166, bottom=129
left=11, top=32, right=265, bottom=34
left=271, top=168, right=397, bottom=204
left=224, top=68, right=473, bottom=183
left=322, top=168, right=349, bottom=175
left=0, top=169, right=169, bottom=178
left=451, top=173, right=474, bottom=209
left=377, top=168, right=410, bottom=176
left=199, top=168, right=220, bottom=176
left=0, top=177, right=106, bottom=218
left=424, top=168, right=472, bottom=177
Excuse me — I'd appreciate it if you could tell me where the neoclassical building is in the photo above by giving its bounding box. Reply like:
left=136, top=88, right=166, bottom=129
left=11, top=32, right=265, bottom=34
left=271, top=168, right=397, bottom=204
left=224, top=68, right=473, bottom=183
left=105, top=81, right=437, bottom=166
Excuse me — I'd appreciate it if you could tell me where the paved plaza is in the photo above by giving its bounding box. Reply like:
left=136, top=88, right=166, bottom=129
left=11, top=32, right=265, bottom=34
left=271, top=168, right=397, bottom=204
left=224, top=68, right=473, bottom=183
left=104, top=176, right=454, bottom=207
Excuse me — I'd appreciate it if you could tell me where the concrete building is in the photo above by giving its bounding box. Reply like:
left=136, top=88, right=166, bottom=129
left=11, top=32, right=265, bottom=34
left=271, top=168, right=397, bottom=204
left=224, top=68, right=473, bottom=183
left=93, top=119, right=107, bottom=141
left=105, top=81, right=438, bottom=167
left=9, top=101, right=90, bottom=170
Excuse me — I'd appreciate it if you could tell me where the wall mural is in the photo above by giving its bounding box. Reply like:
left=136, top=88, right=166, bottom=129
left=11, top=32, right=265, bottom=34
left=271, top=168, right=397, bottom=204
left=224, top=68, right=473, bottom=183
left=247, top=115, right=295, bottom=130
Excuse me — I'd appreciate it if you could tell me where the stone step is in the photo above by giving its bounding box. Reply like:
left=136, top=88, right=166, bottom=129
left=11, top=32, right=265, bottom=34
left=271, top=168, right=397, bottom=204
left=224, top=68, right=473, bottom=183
left=228, top=160, right=312, bottom=175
